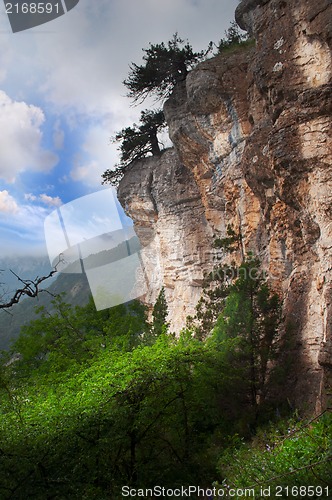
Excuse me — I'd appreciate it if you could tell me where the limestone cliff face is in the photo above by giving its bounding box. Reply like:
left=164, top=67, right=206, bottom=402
left=118, top=0, right=332, bottom=411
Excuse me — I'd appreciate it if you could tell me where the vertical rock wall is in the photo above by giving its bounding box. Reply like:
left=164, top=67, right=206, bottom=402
left=118, top=0, right=332, bottom=411
left=235, top=0, right=332, bottom=412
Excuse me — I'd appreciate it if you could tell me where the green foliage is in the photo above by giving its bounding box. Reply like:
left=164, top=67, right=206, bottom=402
left=189, top=223, right=281, bottom=426
left=213, top=256, right=281, bottom=413
left=190, top=226, right=244, bottom=337
left=213, top=224, right=242, bottom=253
left=0, top=318, right=235, bottom=497
left=10, top=296, right=149, bottom=380
left=217, top=410, right=332, bottom=495
left=102, top=109, right=166, bottom=186
left=216, top=21, right=251, bottom=54
left=123, top=33, right=206, bottom=103
left=0, top=285, right=283, bottom=497
left=151, top=286, right=169, bottom=337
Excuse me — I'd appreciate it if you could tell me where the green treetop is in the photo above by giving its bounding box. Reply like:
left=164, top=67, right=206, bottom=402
left=102, top=109, right=166, bottom=186
left=123, top=33, right=206, bottom=104
left=151, top=286, right=169, bottom=337
left=216, top=21, right=250, bottom=53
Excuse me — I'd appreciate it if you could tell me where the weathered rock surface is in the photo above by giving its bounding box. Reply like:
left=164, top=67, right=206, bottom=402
left=118, top=150, right=214, bottom=326
left=118, top=0, right=332, bottom=411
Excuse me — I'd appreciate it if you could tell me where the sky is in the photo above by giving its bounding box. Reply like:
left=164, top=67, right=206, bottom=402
left=0, top=0, right=240, bottom=261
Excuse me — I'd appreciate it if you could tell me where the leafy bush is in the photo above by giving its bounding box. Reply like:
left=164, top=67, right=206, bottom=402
left=217, top=410, right=332, bottom=496
left=0, top=299, right=239, bottom=497
left=216, top=21, right=252, bottom=54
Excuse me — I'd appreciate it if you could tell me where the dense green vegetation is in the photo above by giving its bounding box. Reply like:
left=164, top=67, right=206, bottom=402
left=217, top=411, right=332, bottom=496
left=0, top=253, right=330, bottom=498
left=0, top=294, right=239, bottom=498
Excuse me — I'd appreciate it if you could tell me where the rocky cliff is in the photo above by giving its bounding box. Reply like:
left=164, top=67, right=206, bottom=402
left=118, top=0, right=332, bottom=412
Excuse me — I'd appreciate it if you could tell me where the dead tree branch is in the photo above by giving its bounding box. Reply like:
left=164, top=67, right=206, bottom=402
left=0, top=256, right=63, bottom=310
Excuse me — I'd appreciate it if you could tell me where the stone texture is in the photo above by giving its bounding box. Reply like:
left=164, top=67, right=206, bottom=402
left=118, top=150, right=214, bottom=328
left=118, top=0, right=332, bottom=411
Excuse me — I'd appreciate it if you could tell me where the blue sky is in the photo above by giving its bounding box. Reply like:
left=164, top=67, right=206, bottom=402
left=0, top=0, right=239, bottom=261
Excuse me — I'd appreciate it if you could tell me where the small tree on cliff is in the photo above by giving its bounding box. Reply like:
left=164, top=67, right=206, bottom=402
left=123, top=33, right=206, bottom=103
left=189, top=227, right=281, bottom=418
left=211, top=256, right=281, bottom=410
left=151, top=287, right=169, bottom=337
left=216, top=21, right=249, bottom=53
left=102, top=109, right=166, bottom=186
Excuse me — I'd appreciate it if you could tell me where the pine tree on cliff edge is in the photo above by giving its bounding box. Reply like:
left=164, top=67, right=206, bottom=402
left=102, top=109, right=166, bottom=186
left=102, top=34, right=207, bottom=186
left=123, top=33, right=206, bottom=104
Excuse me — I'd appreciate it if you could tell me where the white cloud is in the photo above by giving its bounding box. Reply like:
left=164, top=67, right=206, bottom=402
left=13, top=204, right=49, bottom=228
left=0, top=0, right=239, bottom=255
left=1, top=0, right=238, bottom=117
left=53, top=119, right=65, bottom=150
left=0, top=190, right=19, bottom=214
left=0, top=195, right=59, bottom=256
left=70, top=161, right=95, bottom=183
left=0, top=91, right=58, bottom=183
left=24, top=193, right=37, bottom=202
left=25, top=192, right=62, bottom=207
left=39, top=193, right=62, bottom=207
left=70, top=122, right=119, bottom=187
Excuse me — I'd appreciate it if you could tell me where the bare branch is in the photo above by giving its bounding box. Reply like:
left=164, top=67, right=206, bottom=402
left=0, top=256, right=63, bottom=310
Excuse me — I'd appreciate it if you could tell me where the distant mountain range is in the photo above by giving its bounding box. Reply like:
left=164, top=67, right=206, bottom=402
left=0, top=255, right=56, bottom=298
left=0, top=269, right=91, bottom=351
left=0, top=235, right=141, bottom=351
